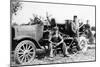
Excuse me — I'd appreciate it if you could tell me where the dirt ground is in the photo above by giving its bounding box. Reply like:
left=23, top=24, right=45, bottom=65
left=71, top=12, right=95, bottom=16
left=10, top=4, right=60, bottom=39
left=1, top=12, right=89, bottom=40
left=30, top=48, right=95, bottom=65
left=11, top=44, right=96, bottom=66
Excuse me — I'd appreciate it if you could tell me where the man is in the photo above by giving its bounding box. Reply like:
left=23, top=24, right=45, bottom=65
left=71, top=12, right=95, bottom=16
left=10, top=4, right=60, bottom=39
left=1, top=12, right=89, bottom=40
left=72, top=16, right=79, bottom=35
left=47, top=16, right=68, bottom=57
left=49, top=26, right=69, bottom=57
left=71, top=16, right=81, bottom=52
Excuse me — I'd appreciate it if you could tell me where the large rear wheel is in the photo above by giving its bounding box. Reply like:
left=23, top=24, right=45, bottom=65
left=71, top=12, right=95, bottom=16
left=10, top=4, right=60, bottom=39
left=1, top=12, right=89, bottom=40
left=15, top=40, right=36, bottom=65
left=79, top=36, right=88, bottom=52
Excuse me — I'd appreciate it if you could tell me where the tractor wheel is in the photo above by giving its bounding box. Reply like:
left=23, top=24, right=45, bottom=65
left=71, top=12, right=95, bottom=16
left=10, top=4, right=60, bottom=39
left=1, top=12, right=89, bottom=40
left=79, top=36, right=88, bottom=52
left=15, top=40, right=36, bottom=65
left=71, top=41, right=78, bottom=54
left=68, top=39, right=80, bottom=54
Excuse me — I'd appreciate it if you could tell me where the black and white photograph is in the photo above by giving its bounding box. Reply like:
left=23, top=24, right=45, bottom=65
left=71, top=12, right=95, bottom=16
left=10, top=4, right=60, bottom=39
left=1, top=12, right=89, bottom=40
left=10, top=0, right=96, bottom=66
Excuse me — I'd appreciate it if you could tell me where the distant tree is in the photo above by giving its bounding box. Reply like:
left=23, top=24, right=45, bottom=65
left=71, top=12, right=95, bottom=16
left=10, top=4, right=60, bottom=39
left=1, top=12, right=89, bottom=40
left=11, top=0, right=22, bottom=25
left=11, top=0, right=22, bottom=15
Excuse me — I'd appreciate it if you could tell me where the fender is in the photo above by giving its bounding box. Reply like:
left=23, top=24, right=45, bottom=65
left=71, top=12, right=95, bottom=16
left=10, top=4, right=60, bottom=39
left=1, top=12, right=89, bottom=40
left=14, top=35, right=42, bottom=49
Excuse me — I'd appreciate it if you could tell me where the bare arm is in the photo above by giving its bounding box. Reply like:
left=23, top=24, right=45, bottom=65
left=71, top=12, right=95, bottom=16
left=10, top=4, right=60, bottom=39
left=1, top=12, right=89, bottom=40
left=47, top=16, right=51, bottom=23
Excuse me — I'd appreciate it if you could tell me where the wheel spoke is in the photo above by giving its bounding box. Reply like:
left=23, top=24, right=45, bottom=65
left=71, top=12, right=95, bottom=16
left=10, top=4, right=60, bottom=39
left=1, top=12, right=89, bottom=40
left=29, top=52, right=34, bottom=54
left=25, top=44, right=28, bottom=50
left=29, top=47, right=34, bottom=51
left=18, top=52, right=23, bottom=54
left=28, top=53, right=32, bottom=58
left=19, top=48, right=24, bottom=52
left=24, top=56, right=26, bottom=63
left=23, top=45, right=26, bottom=51
left=20, top=55, right=25, bottom=62
left=26, top=55, right=29, bottom=62
left=28, top=44, right=31, bottom=50
left=19, top=54, right=23, bottom=58
left=27, top=54, right=30, bottom=60
left=24, top=44, right=27, bottom=50
left=23, top=57, right=25, bottom=62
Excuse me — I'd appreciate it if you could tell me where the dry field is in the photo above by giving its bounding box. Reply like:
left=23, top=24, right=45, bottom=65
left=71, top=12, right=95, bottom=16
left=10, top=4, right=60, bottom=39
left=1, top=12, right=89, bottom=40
left=11, top=44, right=96, bottom=66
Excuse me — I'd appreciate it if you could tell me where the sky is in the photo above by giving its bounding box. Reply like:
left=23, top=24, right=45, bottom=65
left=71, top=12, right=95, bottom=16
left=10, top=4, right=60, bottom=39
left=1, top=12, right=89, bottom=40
left=12, top=2, right=95, bottom=26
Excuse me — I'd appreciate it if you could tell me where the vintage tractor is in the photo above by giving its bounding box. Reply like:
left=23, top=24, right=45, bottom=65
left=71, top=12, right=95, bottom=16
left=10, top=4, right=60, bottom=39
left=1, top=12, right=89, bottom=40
left=11, top=15, right=88, bottom=65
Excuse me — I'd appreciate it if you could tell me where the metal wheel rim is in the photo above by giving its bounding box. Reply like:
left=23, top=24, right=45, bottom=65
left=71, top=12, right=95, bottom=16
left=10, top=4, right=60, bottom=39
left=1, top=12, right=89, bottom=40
left=15, top=41, right=35, bottom=64
left=80, top=40, right=86, bottom=49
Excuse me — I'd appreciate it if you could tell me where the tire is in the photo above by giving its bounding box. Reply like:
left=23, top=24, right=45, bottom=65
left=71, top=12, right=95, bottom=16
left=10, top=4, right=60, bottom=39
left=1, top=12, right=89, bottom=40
left=68, top=39, right=80, bottom=54
left=70, top=41, right=78, bottom=54
left=79, top=36, right=88, bottom=52
left=15, top=40, right=36, bottom=65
